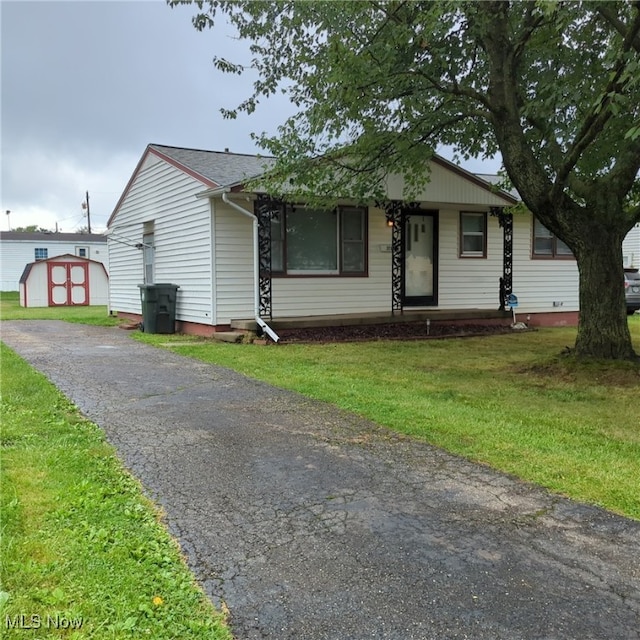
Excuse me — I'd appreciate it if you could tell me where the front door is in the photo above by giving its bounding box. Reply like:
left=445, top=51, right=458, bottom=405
left=403, top=211, right=438, bottom=306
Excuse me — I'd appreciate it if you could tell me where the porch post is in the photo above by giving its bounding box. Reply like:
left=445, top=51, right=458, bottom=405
left=381, top=201, right=404, bottom=314
left=491, top=207, right=513, bottom=311
left=255, top=195, right=281, bottom=320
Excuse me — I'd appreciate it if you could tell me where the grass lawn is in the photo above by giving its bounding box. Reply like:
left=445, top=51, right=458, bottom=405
left=136, top=316, right=640, bottom=520
left=1, top=291, right=119, bottom=326
left=1, top=290, right=638, bottom=639
left=1, top=294, right=231, bottom=639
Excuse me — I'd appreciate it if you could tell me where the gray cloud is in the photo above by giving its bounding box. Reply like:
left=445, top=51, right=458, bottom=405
left=1, top=0, right=295, bottom=230
left=1, top=0, right=499, bottom=232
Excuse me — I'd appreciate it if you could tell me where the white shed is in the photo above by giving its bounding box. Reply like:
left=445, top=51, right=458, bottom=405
left=19, top=254, right=109, bottom=308
left=1, top=231, right=108, bottom=291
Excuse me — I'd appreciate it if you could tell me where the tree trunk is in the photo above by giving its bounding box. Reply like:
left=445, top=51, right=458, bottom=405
left=573, top=227, right=636, bottom=361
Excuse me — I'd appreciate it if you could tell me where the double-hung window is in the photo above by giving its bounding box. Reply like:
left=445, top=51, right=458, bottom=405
left=460, top=212, right=487, bottom=258
left=271, top=205, right=367, bottom=276
left=532, top=219, right=572, bottom=258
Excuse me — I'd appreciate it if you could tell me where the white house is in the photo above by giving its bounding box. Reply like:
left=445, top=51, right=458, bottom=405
left=107, top=144, right=583, bottom=337
left=0, top=232, right=108, bottom=291
left=623, top=224, right=640, bottom=268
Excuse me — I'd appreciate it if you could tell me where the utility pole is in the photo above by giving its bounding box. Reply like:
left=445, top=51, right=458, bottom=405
left=5, top=210, right=10, bottom=231
left=81, top=191, right=92, bottom=233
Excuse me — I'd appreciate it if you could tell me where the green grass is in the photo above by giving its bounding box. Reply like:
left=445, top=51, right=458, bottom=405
left=0, top=344, right=232, bottom=639
left=136, top=317, right=640, bottom=520
left=1, top=285, right=638, bottom=636
left=0, top=291, right=119, bottom=326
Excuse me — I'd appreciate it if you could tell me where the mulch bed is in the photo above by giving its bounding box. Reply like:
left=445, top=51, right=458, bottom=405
left=275, top=322, right=522, bottom=344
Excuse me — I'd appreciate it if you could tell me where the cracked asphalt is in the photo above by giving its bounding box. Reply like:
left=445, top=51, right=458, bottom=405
left=2, top=320, right=639, bottom=640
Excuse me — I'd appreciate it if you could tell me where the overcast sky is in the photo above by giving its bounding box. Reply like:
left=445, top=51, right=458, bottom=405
left=1, top=0, right=500, bottom=234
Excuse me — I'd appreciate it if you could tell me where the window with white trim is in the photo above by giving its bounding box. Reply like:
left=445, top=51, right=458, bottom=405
left=34, top=248, right=48, bottom=261
left=142, top=223, right=155, bottom=283
left=460, top=212, right=487, bottom=258
left=271, top=206, right=367, bottom=275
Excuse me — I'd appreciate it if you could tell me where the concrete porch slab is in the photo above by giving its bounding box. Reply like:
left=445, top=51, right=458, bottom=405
left=231, top=309, right=511, bottom=331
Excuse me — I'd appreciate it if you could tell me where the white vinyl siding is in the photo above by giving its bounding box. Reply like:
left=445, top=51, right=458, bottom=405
left=438, top=209, right=503, bottom=309
left=108, top=148, right=582, bottom=327
left=20, top=255, right=109, bottom=308
left=213, top=199, right=255, bottom=324
left=512, top=213, right=579, bottom=313
left=1, top=238, right=108, bottom=291
left=623, top=225, right=640, bottom=268
left=270, top=208, right=495, bottom=318
left=108, top=155, right=214, bottom=325
left=268, top=208, right=391, bottom=318
left=384, top=162, right=514, bottom=208
left=265, top=208, right=579, bottom=319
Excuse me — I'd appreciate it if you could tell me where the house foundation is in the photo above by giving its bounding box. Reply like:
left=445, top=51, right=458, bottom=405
left=116, top=308, right=579, bottom=338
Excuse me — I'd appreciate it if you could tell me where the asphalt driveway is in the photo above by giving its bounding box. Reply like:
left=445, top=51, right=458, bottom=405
left=2, top=320, right=639, bottom=640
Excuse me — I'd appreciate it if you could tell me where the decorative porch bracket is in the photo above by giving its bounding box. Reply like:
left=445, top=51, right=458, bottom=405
left=490, top=207, right=513, bottom=311
left=255, top=194, right=283, bottom=320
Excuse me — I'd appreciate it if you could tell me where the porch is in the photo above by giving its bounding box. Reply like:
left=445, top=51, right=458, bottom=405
left=231, top=308, right=511, bottom=332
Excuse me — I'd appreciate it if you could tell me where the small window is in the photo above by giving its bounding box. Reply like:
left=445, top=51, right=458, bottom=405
left=34, top=248, right=48, bottom=261
left=143, top=232, right=155, bottom=283
left=533, top=219, right=573, bottom=258
left=76, top=247, right=88, bottom=258
left=460, top=212, right=487, bottom=258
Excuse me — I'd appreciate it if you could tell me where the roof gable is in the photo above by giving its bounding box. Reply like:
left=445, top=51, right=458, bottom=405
left=383, top=158, right=517, bottom=206
left=108, top=143, right=515, bottom=227
left=107, top=144, right=275, bottom=227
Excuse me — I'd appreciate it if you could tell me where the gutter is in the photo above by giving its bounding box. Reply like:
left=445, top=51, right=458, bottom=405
left=220, top=191, right=280, bottom=343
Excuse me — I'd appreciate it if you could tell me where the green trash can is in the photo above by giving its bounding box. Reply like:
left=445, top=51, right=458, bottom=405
left=138, top=284, right=179, bottom=334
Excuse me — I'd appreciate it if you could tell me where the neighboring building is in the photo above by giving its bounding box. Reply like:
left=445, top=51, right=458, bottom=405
left=623, top=224, right=640, bottom=268
left=19, top=254, right=109, bottom=308
left=107, top=144, right=582, bottom=337
left=0, top=232, right=108, bottom=291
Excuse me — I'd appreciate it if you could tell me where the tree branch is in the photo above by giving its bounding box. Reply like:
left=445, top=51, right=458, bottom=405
left=551, top=6, right=640, bottom=202
left=596, top=2, right=640, bottom=53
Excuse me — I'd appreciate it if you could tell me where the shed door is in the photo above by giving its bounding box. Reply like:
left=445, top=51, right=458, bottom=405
left=48, top=262, right=89, bottom=306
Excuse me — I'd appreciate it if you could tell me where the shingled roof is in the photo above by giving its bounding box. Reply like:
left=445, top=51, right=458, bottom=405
left=149, top=144, right=275, bottom=188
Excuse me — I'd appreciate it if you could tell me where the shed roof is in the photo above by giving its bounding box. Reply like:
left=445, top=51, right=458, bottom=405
left=18, top=253, right=108, bottom=284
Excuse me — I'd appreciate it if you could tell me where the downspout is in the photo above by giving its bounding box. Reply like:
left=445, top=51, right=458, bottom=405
left=221, top=191, right=280, bottom=342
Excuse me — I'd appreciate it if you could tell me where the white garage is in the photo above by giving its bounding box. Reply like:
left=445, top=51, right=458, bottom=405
left=19, top=254, right=109, bottom=308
